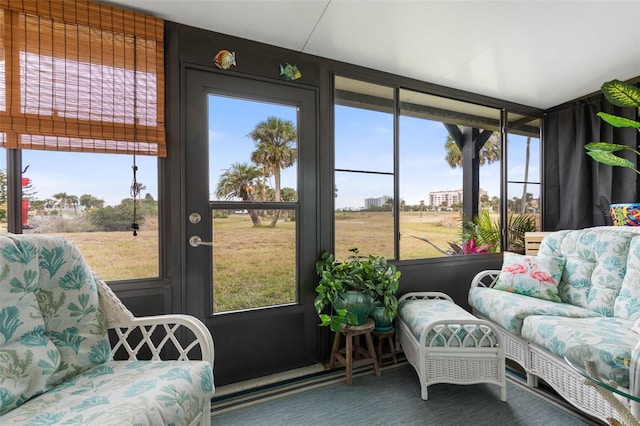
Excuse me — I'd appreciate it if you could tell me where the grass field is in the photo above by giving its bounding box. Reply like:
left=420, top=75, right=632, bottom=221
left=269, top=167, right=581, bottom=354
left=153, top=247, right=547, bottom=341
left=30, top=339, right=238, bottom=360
left=15, top=217, right=160, bottom=282
left=335, top=210, right=463, bottom=259
left=8, top=210, right=486, bottom=312
left=212, top=210, right=466, bottom=312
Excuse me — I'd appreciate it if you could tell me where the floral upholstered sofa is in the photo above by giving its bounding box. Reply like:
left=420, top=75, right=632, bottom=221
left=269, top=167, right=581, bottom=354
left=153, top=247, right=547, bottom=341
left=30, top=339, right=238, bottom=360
left=469, top=227, right=640, bottom=424
left=0, top=234, right=215, bottom=425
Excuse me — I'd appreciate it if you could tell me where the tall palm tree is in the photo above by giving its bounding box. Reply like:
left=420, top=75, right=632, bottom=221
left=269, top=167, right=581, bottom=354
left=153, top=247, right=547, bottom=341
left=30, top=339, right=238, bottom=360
left=520, top=136, right=531, bottom=214
left=216, top=162, right=263, bottom=227
left=444, top=130, right=500, bottom=169
left=419, top=200, right=425, bottom=217
left=248, top=116, right=297, bottom=227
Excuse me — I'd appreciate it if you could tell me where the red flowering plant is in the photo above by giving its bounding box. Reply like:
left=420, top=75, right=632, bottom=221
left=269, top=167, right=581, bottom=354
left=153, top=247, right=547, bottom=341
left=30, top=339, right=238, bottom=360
left=447, top=237, right=493, bottom=255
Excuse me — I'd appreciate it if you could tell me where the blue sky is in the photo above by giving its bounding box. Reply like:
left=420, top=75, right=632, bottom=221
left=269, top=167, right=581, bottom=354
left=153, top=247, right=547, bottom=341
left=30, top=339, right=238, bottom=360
left=7, top=149, right=158, bottom=207
left=208, top=95, right=298, bottom=201
left=4, top=96, right=539, bottom=210
left=209, top=96, right=539, bottom=210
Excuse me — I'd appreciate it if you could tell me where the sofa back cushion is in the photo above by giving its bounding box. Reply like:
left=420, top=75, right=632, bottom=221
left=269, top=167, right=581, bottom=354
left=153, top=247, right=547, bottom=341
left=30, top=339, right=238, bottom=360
left=538, top=228, right=636, bottom=316
left=29, top=235, right=111, bottom=385
left=615, top=236, right=640, bottom=320
left=0, top=235, right=62, bottom=414
left=0, top=234, right=110, bottom=414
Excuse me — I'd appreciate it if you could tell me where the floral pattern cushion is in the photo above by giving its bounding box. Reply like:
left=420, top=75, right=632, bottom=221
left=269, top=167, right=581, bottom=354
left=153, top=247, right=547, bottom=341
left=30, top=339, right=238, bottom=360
left=32, top=236, right=110, bottom=385
left=0, top=256, right=60, bottom=414
left=1, top=360, right=215, bottom=425
left=468, top=287, right=600, bottom=335
left=398, top=299, right=498, bottom=347
left=522, top=315, right=639, bottom=388
left=538, top=229, right=635, bottom=316
left=493, top=253, right=564, bottom=302
left=0, top=234, right=109, bottom=414
left=615, top=236, right=640, bottom=321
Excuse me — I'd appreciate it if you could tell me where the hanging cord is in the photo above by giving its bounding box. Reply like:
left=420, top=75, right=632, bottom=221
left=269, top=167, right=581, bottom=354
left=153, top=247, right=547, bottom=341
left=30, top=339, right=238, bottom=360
left=130, top=21, right=140, bottom=237
left=130, top=154, right=140, bottom=236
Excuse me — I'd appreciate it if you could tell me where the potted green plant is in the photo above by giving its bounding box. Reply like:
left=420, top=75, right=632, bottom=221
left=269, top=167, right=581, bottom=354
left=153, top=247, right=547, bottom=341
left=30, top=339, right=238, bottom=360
left=354, top=251, right=401, bottom=332
left=585, top=79, right=640, bottom=226
left=314, top=248, right=401, bottom=332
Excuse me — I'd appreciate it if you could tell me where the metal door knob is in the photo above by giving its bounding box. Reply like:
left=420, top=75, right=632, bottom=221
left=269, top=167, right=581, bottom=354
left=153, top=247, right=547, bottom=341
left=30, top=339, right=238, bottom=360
left=189, top=236, right=213, bottom=247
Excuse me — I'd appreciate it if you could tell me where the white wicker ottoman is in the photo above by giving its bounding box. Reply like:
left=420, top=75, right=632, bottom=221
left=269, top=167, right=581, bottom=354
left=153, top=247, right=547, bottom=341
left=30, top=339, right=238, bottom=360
left=397, top=292, right=507, bottom=401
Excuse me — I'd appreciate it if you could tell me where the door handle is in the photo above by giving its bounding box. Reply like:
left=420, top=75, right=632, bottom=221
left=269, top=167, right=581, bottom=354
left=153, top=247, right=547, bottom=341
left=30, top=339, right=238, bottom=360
left=189, top=236, right=213, bottom=247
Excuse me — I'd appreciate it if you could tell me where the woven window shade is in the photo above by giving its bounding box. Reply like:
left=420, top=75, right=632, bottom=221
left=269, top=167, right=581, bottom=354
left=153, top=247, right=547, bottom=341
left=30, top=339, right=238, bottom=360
left=0, top=0, right=165, bottom=157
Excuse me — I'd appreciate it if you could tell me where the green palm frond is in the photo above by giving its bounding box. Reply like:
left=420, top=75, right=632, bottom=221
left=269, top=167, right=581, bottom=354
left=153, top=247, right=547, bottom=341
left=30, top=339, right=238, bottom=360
left=506, top=214, right=537, bottom=250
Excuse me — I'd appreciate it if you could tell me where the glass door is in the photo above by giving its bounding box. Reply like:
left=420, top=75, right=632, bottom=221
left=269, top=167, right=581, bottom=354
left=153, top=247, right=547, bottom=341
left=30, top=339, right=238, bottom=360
left=184, top=68, right=319, bottom=385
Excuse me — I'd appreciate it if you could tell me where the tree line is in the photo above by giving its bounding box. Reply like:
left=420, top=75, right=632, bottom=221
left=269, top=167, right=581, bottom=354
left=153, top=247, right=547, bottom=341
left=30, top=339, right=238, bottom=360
left=0, top=170, right=157, bottom=232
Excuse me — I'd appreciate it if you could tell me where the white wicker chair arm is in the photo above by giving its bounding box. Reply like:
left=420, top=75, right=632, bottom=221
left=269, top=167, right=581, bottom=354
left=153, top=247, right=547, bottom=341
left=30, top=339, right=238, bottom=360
left=470, top=270, right=501, bottom=289
left=94, top=272, right=136, bottom=328
left=418, top=319, right=503, bottom=349
left=398, top=291, right=453, bottom=304
left=109, top=314, right=215, bottom=366
left=94, top=272, right=215, bottom=366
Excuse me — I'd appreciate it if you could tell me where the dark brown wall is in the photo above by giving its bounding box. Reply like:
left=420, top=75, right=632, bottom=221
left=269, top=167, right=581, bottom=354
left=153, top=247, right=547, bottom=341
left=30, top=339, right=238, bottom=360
left=117, top=21, right=520, bottom=350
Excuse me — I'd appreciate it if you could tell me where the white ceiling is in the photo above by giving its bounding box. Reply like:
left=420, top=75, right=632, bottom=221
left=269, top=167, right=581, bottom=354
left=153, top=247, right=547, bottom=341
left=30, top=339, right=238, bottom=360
left=103, top=0, right=640, bottom=110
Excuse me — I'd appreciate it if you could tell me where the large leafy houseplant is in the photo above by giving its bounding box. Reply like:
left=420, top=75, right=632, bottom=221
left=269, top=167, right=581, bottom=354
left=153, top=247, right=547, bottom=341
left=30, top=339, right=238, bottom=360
left=584, top=79, right=640, bottom=174
left=457, top=211, right=537, bottom=254
left=314, top=248, right=400, bottom=332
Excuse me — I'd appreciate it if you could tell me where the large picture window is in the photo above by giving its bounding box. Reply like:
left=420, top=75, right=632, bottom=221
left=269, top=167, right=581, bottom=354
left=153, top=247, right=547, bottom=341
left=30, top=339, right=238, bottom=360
left=0, top=0, right=164, bottom=281
left=334, top=77, right=394, bottom=260
left=505, top=114, right=542, bottom=249
left=334, top=76, right=541, bottom=260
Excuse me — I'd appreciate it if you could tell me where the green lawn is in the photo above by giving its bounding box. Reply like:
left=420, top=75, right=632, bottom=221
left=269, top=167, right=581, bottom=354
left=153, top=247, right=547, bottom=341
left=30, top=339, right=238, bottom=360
left=9, top=210, right=475, bottom=312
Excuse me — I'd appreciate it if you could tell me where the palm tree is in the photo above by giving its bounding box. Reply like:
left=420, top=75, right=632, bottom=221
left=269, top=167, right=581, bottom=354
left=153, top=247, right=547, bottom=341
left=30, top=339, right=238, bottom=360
left=53, top=192, right=78, bottom=213
left=419, top=200, right=425, bottom=217
left=216, top=162, right=263, bottom=227
left=520, top=136, right=531, bottom=214
left=444, top=130, right=500, bottom=169
left=80, top=194, right=105, bottom=210
left=67, top=195, right=79, bottom=214
left=248, top=116, right=297, bottom=227
left=53, top=192, right=69, bottom=208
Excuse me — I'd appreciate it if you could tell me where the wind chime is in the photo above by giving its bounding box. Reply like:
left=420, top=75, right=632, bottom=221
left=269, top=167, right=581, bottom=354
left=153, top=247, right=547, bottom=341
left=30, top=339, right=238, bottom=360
left=130, top=154, right=140, bottom=237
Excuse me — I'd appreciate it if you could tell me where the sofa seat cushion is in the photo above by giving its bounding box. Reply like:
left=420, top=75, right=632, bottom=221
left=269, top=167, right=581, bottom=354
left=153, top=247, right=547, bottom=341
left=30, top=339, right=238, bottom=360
left=398, top=299, right=498, bottom=347
left=522, top=315, right=640, bottom=388
left=1, top=360, right=215, bottom=425
left=469, top=287, right=600, bottom=335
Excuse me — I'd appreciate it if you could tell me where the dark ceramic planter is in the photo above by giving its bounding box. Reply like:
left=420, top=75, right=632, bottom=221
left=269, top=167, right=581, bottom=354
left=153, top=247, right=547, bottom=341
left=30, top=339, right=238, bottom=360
left=369, top=305, right=394, bottom=332
left=332, top=290, right=374, bottom=325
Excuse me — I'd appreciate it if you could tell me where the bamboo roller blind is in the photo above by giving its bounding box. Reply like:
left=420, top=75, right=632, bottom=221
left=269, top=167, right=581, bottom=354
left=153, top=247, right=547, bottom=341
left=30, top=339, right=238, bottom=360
left=0, top=0, right=166, bottom=156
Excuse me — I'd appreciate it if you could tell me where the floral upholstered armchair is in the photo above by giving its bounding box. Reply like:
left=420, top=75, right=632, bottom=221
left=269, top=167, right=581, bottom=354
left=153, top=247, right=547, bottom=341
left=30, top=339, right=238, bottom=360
left=0, top=234, right=215, bottom=425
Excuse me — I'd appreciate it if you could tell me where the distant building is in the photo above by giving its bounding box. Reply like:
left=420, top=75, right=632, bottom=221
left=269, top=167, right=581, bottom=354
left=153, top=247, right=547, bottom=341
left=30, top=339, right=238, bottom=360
left=429, top=189, right=488, bottom=207
left=365, top=195, right=391, bottom=209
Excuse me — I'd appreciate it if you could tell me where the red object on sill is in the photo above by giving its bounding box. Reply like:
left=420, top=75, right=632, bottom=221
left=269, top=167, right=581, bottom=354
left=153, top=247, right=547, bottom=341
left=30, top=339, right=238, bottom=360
left=22, top=199, right=29, bottom=226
